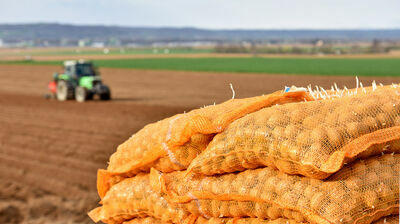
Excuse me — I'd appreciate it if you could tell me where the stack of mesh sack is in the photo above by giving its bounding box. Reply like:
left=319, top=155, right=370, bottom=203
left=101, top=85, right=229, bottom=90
left=89, top=82, right=400, bottom=224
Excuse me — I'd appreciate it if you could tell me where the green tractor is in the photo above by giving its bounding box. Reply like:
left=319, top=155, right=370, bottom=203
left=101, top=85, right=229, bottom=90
left=48, top=60, right=111, bottom=102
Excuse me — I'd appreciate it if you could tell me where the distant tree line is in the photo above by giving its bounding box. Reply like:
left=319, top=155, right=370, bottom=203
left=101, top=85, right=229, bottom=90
left=214, top=39, right=400, bottom=55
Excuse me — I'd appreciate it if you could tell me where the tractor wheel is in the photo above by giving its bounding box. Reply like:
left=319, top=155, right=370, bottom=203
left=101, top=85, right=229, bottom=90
left=100, top=92, right=111, bottom=100
left=100, top=86, right=111, bottom=100
left=87, top=92, right=94, bottom=100
left=75, top=86, right=88, bottom=103
left=56, top=81, right=74, bottom=101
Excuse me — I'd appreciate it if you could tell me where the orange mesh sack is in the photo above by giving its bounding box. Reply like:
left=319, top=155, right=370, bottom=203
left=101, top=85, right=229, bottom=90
left=122, top=217, right=170, bottom=224
left=195, top=217, right=305, bottom=224
left=371, top=215, right=399, bottom=224
left=121, top=215, right=397, bottom=224
left=88, top=173, right=306, bottom=224
left=155, top=154, right=399, bottom=224
left=97, top=91, right=311, bottom=198
left=123, top=217, right=305, bottom=224
left=88, top=173, right=193, bottom=224
left=122, top=217, right=199, bottom=224
left=187, top=85, right=400, bottom=179
left=168, top=200, right=306, bottom=222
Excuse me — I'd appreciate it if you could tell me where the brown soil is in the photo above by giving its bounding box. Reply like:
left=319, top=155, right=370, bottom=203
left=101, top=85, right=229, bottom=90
left=0, top=64, right=399, bottom=223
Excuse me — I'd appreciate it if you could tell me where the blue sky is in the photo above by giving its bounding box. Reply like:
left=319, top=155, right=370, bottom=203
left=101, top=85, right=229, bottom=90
left=0, top=0, right=399, bottom=29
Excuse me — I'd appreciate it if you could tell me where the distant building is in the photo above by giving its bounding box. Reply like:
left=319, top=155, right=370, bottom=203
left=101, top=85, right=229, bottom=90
left=315, top=40, right=324, bottom=47
left=78, top=39, right=87, bottom=47
left=92, top=42, right=105, bottom=48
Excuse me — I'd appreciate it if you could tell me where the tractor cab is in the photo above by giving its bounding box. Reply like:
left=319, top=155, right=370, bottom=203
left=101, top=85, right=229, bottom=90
left=54, top=60, right=97, bottom=82
left=49, top=60, right=111, bottom=102
left=64, top=60, right=96, bottom=78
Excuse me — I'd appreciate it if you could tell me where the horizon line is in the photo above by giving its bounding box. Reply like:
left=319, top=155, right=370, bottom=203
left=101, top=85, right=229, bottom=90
left=1, top=22, right=400, bottom=31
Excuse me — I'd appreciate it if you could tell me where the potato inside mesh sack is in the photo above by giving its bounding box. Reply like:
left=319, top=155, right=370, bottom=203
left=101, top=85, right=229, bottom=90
left=187, top=84, right=400, bottom=179
left=96, top=90, right=313, bottom=198
left=201, top=216, right=399, bottom=224
left=122, top=217, right=306, bottom=224
left=117, top=215, right=398, bottom=224
left=194, top=217, right=305, bottom=224
left=89, top=173, right=196, bottom=224
left=153, top=154, right=399, bottom=224
left=121, top=217, right=200, bottom=224
left=88, top=172, right=306, bottom=224
left=196, top=216, right=399, bottom=224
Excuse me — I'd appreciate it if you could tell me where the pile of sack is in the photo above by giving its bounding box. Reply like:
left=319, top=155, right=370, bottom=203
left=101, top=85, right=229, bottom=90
left=89, top=82, right=400, bottom=224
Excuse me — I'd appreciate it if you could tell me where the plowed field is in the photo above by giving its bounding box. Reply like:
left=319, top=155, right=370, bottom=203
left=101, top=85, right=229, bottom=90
left=0, top=64, right=399, bottom=223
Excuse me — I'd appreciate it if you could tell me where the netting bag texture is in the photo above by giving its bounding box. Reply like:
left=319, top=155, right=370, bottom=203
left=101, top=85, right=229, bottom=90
left=121, top=215, right=399, bottom=224
left=195, top=217, right=305, bottom=224
left=122, top=217, right=168, bottom=224
left=123, top=217, right=309, bottom=224
left=89, top=173, right=193, bottom=224
left=88, top=173, right=308, bottom=224
left=370, top=215, right=399, bottom=224
left=89, top=82, right=399, bottom=224
left=197, top=216, right=399, bottom=224
left=97, top=91, right=311, bottom=198
left=155, top=154, right=399, bottom=224
left=187, top=85, right=400, bottom=179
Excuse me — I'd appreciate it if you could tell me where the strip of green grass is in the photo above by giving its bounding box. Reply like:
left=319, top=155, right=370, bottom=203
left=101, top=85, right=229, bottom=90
left=1, top=57, right=400, bottom=76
